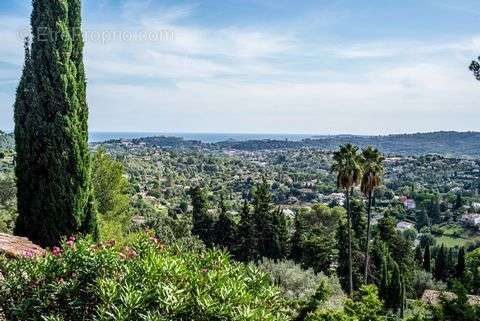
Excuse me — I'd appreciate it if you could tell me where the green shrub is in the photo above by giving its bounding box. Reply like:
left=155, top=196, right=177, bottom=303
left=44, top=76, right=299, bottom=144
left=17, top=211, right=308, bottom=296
left=0, top=173, right=16, bottom=233
left=257, top=259, right=345, bottom=307
left=0, top=208, right=16, bottom=233
left=307, top=285, right=386, bottom=321
left=142, top=211, right=194, bottom=246
left=0, top=236, right=290, bottom=321
left=411, top=270, right=446, bottom=298
left=91, top=148, right=130, bottom=218
left=306, top=309, right=352, bottom=321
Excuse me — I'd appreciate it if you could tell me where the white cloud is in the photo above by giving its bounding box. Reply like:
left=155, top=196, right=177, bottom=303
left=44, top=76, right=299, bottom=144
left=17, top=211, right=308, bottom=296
left=314, top=36, right=480, bottom=60
left=86, top=57, right=480, bottom=134
left=2, top=1, right=480, bottom=134
left=0, top=16, right=28, bottom=66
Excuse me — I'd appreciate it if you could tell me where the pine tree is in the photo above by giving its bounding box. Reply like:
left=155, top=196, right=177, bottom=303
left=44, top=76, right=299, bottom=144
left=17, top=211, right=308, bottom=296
left=289, top=213, right=303, bottom=262
left=189, top=186, right=214, bottom=246
left=213, top=194, right=236, bottom=250
left=15, top=0, right=98, bottom=247
left=272, top=207, right=289, bottom=259
left=416, top=210, right=430, bottom=230
left=434, top=244, right=448, bottom=281
left=423, top=245, right=431, bottom=272
left=253, top=179, right=276, bottom=258
left=456, top=247, right=466, bottom=279
left=378, top=214, right=397, bottom=245
left=235, top=200, right=257, bottom=261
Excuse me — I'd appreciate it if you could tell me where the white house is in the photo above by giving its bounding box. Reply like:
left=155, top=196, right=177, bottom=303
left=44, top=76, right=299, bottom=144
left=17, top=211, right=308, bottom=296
left=403, top=199, right=416, bottom=210
left=472, top=202, right=480, bottom=211
left=282, top=208, right=295, bottom=219
left=325, top=193, right=346, bottom=206
left=396, top=221, right=415, bottom=231
left=461, top=213, right=480, bottom=228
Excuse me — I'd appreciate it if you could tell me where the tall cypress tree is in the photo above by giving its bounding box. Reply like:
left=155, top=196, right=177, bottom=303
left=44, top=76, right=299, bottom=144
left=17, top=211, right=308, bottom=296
left=388, top=262, right=403, bottom=313
left=453, top=193, right=464, bottom=211
left=379, top=255, right=389, bottom=302
left=457, top=247, right=466, bottom=279
left=447, top=247, right=456, bottom=278
left=14, top=0, right=98, bottom=247
left=423, top=245, right=431, bottom=272
left=14, top=39, right=34, bottom=233
left=434, top=244, right=448, bottom=281
left=429, top=197, right=441, bottom=224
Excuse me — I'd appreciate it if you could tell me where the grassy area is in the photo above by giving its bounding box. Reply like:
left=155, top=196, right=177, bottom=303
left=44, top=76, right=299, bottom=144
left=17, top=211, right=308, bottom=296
left=434, top=236, right=472, bottom=248
left=434, top=230, right=480, bottom=248
left=442, top=225, right=464, bottom=237
left=431, top=224, right=480, bottom=248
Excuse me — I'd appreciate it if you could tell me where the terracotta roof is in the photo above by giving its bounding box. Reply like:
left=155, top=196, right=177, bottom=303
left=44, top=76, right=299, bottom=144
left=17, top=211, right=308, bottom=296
left=422, top=290, right=480, bottom=306
left=0, top=233, right=45, bottom=258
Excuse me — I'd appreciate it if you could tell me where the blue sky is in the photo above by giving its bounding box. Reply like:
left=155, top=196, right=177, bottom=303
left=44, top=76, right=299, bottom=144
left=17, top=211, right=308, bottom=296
left=1, top=0, right=480, bottom=134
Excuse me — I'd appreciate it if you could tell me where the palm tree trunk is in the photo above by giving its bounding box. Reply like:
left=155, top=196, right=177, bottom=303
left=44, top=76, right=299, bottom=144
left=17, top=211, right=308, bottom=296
left=364, top=191, right=373, bottom=283
left=346, top=189, right=353, bottom=296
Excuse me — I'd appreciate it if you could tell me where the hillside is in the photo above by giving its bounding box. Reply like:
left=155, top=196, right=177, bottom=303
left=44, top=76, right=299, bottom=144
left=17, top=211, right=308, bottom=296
left=114, top=131, right=480, bottom=156
left=0, top=131, right=14, bottom=152
left=303, top=131, right=480, bottom=156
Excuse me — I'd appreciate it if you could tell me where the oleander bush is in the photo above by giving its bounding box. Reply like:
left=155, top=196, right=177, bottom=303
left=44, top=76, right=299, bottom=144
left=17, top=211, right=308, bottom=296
left=0, top=235, right=291, bottom=321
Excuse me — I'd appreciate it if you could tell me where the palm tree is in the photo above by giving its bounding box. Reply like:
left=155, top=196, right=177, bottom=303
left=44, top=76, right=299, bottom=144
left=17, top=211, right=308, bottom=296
left=360, top=146, right=384, bottom=283
left=331, top=143, right=362, bottom=295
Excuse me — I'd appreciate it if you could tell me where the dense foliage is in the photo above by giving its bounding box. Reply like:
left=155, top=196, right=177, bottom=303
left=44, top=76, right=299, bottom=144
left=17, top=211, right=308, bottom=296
left=3, top=135, right=480, bottom=320
left=0, top=236, right=291, bottom=321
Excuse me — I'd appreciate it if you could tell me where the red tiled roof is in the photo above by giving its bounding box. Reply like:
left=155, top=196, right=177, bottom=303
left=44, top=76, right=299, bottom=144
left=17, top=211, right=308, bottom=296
left=0, top=233, right=45, bottom=258
left=422, top=290, right=480, bottom=306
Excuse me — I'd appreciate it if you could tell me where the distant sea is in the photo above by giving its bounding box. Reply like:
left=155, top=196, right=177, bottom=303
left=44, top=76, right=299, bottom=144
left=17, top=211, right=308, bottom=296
left=89, top=132, right=317, bottom=144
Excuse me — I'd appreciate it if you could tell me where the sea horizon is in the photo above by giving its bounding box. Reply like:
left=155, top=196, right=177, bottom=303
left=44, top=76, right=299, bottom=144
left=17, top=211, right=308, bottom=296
left=3, top=130, right=478, bottom=144
left=88, top=132, right=320, bottom=143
